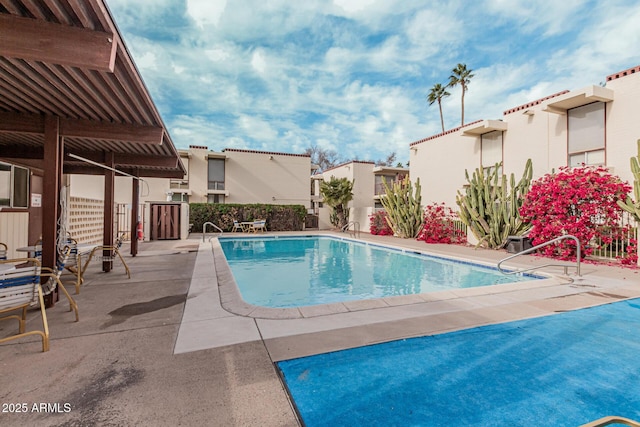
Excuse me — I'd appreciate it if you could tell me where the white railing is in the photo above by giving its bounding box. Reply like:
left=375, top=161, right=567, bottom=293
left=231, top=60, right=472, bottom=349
left=342, top=221, right=361, bottom=238
left=591, top=211, right=638, bottom=261
left=497, top=234, right=581, bottom=277
left=202, top=222, right=223, bottom=241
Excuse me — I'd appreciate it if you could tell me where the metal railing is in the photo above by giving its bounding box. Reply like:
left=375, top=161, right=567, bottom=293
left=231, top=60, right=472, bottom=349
left=202, top=222, right=223, bottom=242
left=580, top=416, right=640, bottom=427
left=497, top=234, right=581, bottom=277
left=342, top=221, right=361, bottom=238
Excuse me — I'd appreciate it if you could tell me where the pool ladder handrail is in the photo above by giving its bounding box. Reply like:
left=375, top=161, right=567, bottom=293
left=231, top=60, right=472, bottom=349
left=497, top=234, right=581, bottom=277
left=202, top=222, right=223, bottom=242
left=342, top=221, right=360, bottom=238
left=580, top=416, right=640, bottom=427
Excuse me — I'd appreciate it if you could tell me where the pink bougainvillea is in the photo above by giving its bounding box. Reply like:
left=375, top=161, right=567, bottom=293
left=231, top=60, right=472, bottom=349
left=369, top=210, right=394, bottom=236
left=519, top=166, right=631, bottom=260
left=417, top=203, right=467, bottom=244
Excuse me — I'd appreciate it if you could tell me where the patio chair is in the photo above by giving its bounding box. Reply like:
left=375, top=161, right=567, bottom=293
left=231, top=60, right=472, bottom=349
left=0, top=242, right=7, bottom=260
left=0, top=246, right=79, bottom=352
left=249, top=219, right=267, bottom=233
left=232, top=220, right=244, bottom=232
left=82, top=233, right=131, bottom=279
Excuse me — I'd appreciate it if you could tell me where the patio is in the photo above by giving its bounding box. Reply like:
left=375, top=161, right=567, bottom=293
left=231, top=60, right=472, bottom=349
left=1, top=232, right=639, bottom=426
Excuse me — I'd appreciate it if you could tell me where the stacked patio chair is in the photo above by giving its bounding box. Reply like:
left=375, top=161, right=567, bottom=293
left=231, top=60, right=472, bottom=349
left=0, top=245, right=79, bottom=352
left=0, top=242, right=7, bottom=260
left=82, top=233, right=131, bottom=279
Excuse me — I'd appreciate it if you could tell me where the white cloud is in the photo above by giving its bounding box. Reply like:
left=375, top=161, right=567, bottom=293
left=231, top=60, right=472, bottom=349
left=186, top=0, right=227, bottom=28
left=251, top=50, right=267, bottom=75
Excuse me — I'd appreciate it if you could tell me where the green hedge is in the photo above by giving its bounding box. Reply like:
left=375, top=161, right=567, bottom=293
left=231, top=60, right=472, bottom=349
left=189, top=203, right=307, bottom=232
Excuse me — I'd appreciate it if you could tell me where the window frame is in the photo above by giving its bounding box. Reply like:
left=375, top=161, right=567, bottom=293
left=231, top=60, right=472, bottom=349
left=0, top=162, right=29, bottom=209
left=480, top=130, right=503, bottom=175
left=567, top=102, right=606, bottom=167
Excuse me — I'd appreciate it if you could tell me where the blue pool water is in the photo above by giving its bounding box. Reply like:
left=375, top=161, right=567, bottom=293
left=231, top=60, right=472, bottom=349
left=219, top=236, right=538, bottom=308
left=277, top=299, right=640, bottom=426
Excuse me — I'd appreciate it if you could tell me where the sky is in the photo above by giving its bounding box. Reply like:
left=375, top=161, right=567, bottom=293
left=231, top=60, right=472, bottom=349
left=107, top=0, right=640, bottom=165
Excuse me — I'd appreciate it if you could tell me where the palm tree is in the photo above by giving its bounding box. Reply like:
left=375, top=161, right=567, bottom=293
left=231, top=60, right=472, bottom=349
left=319, top=177, right=354, bottom=229
left=427, top=83, right=450, bottom=133
left=448, top=63, right=474, bottom=126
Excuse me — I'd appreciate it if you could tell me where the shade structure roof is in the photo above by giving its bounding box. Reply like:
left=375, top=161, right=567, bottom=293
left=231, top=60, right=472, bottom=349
left=0, top=0, right=185, bottom=178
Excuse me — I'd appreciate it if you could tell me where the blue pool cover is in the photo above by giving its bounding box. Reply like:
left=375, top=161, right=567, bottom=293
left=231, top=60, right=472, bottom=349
left=277, top=299, right=640, bottom=426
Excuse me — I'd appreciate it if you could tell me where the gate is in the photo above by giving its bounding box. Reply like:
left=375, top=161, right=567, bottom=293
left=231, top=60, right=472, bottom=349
left=150, top=203, right=180, bottom=240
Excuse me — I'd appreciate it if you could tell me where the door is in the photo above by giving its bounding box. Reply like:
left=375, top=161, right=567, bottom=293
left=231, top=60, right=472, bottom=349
left=151, top=204, right=180, bottom=240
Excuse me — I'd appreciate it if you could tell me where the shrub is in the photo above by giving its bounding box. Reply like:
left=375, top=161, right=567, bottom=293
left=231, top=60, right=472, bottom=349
left=417, top=203, right=467, bottom=244
left=189, top=203, right=307, bottom=232
left=519, top=166, right=631, bottom=260
left=369, top=211, right=393, bottom=236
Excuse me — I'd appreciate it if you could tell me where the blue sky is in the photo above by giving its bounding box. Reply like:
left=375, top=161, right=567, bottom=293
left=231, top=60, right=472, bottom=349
left=108, top=0, right=640, bottom=165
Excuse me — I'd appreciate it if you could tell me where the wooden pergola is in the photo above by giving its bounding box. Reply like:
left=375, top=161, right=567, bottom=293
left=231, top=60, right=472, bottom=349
left=0, top=1, right=186, bottom=276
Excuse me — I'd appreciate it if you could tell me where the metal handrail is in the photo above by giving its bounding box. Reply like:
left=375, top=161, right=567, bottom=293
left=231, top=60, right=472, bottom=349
left=342, top=221, right=360, bottom=238
left=580, top=416, right=640, bottom=427
left=497, top=234, right=581, bottom=277
left=202, top=222, right=223, bottom=242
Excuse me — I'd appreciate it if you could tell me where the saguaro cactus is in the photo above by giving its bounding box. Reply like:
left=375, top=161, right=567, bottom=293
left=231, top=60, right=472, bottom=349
left=380, top=177, right=423, bottom=238
left=456, top=159, right=533, bottom=249
left=617, top=139, right=640, bottom=222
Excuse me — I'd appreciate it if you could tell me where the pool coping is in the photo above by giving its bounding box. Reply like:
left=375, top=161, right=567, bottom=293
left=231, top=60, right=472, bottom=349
left=174, top=231, right=640, bottom=359
left=214, top=234, right=567, bottom=320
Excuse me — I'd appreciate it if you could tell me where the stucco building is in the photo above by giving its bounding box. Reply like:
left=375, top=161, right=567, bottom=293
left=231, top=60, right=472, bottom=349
left=409, top=65, right=640, bottom=210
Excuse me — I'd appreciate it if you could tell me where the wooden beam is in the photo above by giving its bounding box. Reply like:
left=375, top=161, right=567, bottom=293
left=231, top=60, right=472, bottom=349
left=0, top=111, right=44, bottom=134
left=61, top=118, right=164, bottom=144
left=103, top=151, right=115, bottom=272
left=131, top=168, right=140, bottom=256
left=118, top=168, right=186, bottom=179
left=0, top=14, right=116, bottom=72
left=42, top=116, right=62, bottom=306
left=0, top=112, right=164, bottom=144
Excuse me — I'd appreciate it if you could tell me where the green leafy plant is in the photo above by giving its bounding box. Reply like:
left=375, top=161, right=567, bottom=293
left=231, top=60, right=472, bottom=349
left=456, top=160, right=533, bottom=249
left=380, top=176, right=423, bottom=238
left=320, top=177, right=354, bottom=229
left=617, top=139, right=640, bottom=223
left=189, top=203, right=306, bottom=232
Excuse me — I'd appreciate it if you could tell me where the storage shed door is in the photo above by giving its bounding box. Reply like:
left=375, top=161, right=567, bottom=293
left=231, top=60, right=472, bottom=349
left=151, top=204, right=180, bottom=240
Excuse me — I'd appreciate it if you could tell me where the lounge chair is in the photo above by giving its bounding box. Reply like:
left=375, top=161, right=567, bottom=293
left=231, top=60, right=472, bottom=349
left=249, top=219, right=267, bottom=233
left=0, top=246, right=79, bottom=352
left=82, top=233, right=131, bottom=278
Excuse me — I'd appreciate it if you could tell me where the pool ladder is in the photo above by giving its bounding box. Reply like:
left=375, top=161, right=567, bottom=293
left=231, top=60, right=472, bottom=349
left=342, top=221, right=360, bottom=238
left=497, top=234, right=581, bottom=277
left=580, top=416, right=640, bottom=427
left=202, top=222, right=223, bottom=242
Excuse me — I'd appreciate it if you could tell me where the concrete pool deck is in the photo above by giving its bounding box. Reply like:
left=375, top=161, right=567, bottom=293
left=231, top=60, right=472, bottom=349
left=176, top=231, right=640, bottom=362
left=1, top=231, right=639, bottom=426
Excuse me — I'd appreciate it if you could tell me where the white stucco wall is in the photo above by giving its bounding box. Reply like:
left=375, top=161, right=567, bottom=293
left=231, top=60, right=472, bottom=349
left=224, top=150, right=311, bottom=206
left=410, top=131, right=479, bottom=208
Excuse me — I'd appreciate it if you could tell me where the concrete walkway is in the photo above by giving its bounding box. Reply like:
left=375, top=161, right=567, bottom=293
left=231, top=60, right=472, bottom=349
left=1, top=232, right=639, bottom=426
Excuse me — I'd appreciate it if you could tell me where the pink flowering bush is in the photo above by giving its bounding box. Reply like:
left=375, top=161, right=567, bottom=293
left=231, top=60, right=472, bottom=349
left=417, top=203, right=467, bottom=244
left=519, top=166, right=631, bottom=260
left=369, top=211, right=393, bottom=236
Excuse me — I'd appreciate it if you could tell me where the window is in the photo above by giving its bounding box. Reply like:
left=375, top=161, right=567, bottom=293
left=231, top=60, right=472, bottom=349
left=568, top=102, right=605, bottom=166
left=481, top=131, right=503, bottom=174
left=0, top=162, right=29, bottom=209
left=208, top=158, right=225, bottom=190
left=171, top=193, right=189, bottom=203
left=207, top=194, right=225, bottom=204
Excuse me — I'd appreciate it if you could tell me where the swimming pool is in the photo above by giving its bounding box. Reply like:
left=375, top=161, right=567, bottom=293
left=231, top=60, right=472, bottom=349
left=218, top=236, right=539, bottom=308
left=277, top=299, right=640, bottom=426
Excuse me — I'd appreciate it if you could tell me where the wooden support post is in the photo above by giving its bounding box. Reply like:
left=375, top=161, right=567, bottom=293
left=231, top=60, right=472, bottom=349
left=42, top=115, right=61, bottom=305
left=103, top=152, right=115, bottom=272
left=130, top=169, right=139, bottom=256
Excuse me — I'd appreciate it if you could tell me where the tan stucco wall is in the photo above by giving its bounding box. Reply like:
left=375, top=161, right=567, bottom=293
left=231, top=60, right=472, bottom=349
left=410, top=132, right=479, bottom=208
left=225, top=151, right=310, bottom=206
left=410, top=71, right=640, bottom=211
